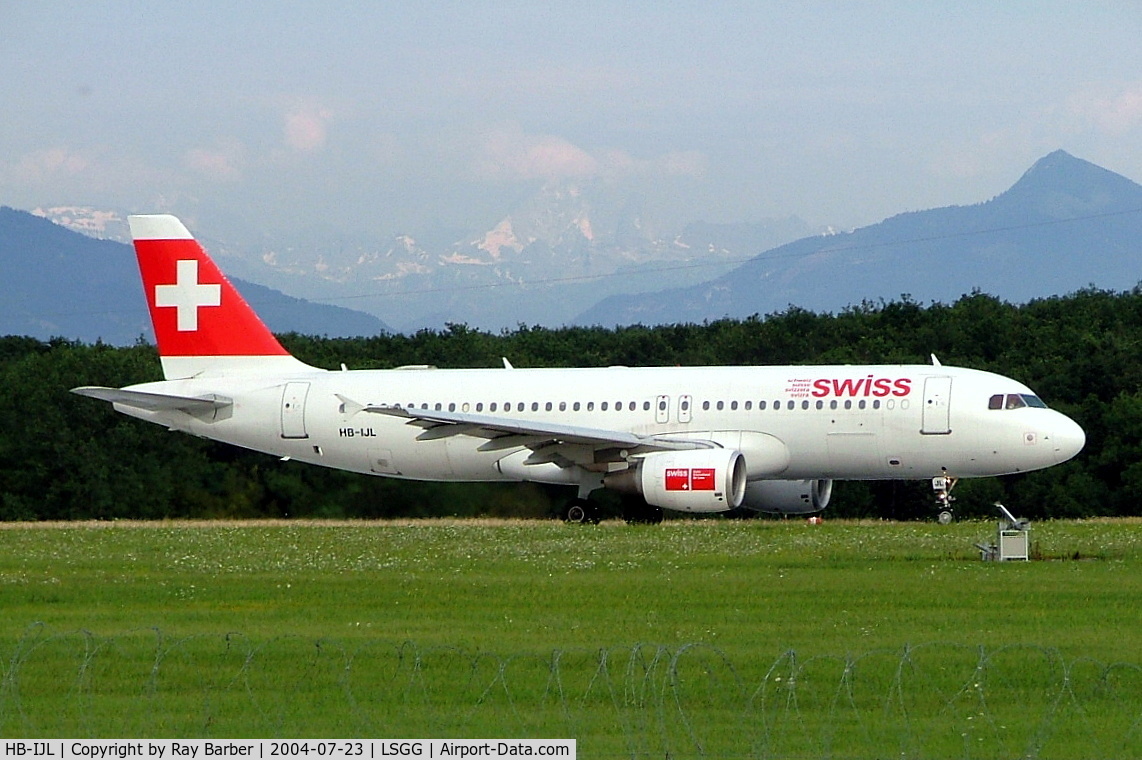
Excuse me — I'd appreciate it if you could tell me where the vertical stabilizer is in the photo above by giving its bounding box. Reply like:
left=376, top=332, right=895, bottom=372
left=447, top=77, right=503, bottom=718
left=128, top=214, right=317, bottom=379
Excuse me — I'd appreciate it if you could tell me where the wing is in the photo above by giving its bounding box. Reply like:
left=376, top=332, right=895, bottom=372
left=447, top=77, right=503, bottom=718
left=357, top=401, right=715, bottom=469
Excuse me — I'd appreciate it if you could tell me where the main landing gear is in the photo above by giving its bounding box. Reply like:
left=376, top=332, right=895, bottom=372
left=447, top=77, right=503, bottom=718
left=562, top=498, right=601, bottom=524
left=561, top=496, right=665, bottom=525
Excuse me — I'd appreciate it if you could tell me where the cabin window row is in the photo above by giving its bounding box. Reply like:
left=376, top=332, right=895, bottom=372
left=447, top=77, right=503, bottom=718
left=410, top=400, right=652, bottom=413
left=402, top=398, right=895, bottom=413
left=702, top=398, right=890, bottom=411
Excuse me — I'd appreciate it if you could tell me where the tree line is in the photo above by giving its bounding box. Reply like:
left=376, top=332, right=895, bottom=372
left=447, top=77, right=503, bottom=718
left=2, top=288, right=1140, bottom=522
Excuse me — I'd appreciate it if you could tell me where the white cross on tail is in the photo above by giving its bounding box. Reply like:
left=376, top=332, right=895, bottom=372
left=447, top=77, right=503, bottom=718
left=154, top=259, right=222, bottom=331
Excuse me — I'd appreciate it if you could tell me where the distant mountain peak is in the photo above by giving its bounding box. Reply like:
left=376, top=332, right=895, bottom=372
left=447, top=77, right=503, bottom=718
left=996, top=149, right=1142, bottom=217
left=30, top=205, right=132, bottom=243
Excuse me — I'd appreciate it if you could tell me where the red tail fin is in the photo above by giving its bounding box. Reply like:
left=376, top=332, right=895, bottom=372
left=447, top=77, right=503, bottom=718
left=128, top=215, right=312, bottom=379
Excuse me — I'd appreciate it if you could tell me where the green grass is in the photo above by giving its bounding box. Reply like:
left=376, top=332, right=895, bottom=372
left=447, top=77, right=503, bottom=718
left=1, top=518, right=1141, bottom=757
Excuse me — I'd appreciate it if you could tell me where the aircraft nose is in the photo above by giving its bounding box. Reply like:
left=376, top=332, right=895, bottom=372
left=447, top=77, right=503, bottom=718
left=1051, top=413, right=1086, bottom=463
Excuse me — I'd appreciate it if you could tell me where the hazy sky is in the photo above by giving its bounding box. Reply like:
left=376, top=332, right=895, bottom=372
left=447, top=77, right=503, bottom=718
left=4, top=1, right=1142, bottom=244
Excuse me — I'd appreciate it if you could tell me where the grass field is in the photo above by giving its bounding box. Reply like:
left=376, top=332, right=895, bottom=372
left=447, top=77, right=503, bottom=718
left=1, top=518, right=1140, bottom=757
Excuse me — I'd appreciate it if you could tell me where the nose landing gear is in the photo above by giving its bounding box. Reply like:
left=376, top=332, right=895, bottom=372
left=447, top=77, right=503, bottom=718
left=932, top=474, right=958, bottom=524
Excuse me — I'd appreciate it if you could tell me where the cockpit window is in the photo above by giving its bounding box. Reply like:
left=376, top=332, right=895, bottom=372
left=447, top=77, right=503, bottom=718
left=990, top=393, right=1048, bottom=410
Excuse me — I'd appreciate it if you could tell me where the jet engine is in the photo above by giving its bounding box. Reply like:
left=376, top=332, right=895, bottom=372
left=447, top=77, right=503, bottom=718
left=741, top=479, right=833, bottom=515
left=604, top=449, right=747, bottom=512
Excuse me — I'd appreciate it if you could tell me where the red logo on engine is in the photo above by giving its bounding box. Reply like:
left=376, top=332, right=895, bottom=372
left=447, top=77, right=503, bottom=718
left=665, top=468, right=716, bottom=491
left=690, top=468, right=716, bottom=490
left=665, top=469, right=690, bottom=490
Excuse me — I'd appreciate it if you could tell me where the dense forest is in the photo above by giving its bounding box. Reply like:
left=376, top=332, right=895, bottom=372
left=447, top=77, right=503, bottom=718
left=2, top=288, right=1141, bottom=522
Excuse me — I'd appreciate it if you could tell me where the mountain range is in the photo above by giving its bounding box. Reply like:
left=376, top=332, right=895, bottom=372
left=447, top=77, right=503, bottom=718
left=0, top=208, right=389, bottom=345
left=188, top=183, right=818, bottom=332
left=10, top=150, right=1142, bottom=342
left=579, top=150, right=1142, bottom=325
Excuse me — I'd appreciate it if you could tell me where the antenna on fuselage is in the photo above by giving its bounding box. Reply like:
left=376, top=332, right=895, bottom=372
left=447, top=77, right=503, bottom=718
left=931, top=354, right=942, bottom=367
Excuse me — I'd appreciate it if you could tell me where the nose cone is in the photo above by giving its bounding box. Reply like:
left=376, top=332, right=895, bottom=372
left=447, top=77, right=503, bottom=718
left=1051, top=413, right=1086, bottom=464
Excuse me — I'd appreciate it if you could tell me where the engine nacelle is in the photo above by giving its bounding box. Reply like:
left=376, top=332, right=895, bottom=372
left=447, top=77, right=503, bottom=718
left=604, top=449, right=747, bottom=513
left=741, top=479, right=833, bottom=515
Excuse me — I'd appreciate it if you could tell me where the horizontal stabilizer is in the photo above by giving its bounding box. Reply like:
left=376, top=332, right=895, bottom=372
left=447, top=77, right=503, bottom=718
left=71, top=386, right=232, bottom=415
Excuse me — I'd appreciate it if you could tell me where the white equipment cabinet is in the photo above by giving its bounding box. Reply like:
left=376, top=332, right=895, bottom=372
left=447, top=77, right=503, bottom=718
left=977, top=503, right=1030, bottom=561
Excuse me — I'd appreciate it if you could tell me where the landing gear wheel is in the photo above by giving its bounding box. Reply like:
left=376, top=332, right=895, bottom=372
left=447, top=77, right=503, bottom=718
left=563, top=499, right=600, bottom=524
left=937, top=510, right=954, bottom=525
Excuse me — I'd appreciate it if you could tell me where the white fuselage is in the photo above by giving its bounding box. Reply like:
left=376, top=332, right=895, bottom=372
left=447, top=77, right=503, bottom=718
left=116, top=363, right=1085, bottom=487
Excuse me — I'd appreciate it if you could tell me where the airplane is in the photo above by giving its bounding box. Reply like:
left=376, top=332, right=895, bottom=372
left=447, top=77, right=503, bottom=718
left=73, top=214, right=1086, bottom=523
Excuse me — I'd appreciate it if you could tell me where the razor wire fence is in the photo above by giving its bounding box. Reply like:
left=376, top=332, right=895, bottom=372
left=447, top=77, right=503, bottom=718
left=2, top=625, right=1141, bottom=759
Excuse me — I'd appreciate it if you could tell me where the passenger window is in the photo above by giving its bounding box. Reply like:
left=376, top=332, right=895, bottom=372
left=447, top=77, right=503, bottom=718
left=587, top=401, right=595, bottom=411
left=602, top=402, right=609, bottom=411
left=787, top=400, right=795, bottom=410
left=517, top=402, right=525, bottom=412
left=545, top=402, right=553, bottom=411
left=717, top=401, right=725, bottom=411
left=559, top=402, right=566, bottom=411
left=703, top=401, right=711, bottom=410
left=816, top=400, right=824, bottom=410
left=801, top=400, right=809, bottom=410
left=629, top=401, right=636, bottom=411
left=745, top=401, right=752, bottom=411
left=434, top=402, right=442, bottom=411
left=573, top=401, right=581, bottom=411
left=830, top=400, right=838, bottom=410
left=759, top=401, right=767, bottom=410
left=730, top=401, right=738, bottom=411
